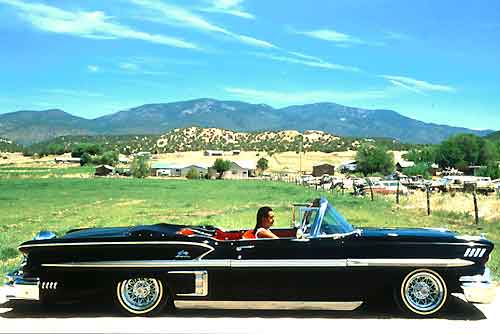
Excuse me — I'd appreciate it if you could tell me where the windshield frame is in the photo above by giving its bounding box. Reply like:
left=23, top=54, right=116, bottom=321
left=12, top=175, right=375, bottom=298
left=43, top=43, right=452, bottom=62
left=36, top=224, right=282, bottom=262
left=308, top=197, right=355, bottom=238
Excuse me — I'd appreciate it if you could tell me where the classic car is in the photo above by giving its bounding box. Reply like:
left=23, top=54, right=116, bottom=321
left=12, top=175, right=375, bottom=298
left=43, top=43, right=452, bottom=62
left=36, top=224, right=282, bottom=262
left=4, top=197, right=496, bottom=317
left=363, top=180, right=409, bottom=195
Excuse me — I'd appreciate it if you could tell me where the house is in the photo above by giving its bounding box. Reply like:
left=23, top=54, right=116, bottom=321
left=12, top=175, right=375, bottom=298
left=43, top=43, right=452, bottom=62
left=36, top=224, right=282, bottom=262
left=339, top=160, right=358, bottom=173
left=395, top=160, right=415, bottom=172
left=150, top=162, right=209, bottom=177
left=204, top=150, right=223, bottom=157
left=54, top=156, right=81, bottom=164
left=95, top=165, right=115, bottom=176
left=223, top=160, right=256, bottom=179
left=312, top=163, right=335, bottom=177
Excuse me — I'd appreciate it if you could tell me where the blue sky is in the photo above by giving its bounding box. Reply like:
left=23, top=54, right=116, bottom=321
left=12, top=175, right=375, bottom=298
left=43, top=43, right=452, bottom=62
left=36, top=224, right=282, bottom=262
left=0, top=0, right=499, bottom=130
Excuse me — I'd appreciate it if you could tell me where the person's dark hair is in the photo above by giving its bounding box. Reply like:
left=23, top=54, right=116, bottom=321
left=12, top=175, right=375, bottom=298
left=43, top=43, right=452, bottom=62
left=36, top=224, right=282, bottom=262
left=254, top=206, right=273, bottom=234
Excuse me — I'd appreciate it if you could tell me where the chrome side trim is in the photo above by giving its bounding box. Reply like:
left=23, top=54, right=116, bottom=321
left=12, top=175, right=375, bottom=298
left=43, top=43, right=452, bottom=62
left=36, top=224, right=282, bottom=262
left=41, top=258, right=475, bottom=269
left=174, top=300, right=363, bottom=311
left=170, top=271, right=208, bottom=297
left=42, top=260, right=230, bottom=268
left=347, top=258, right=474, bottom=267
left=21, top=241, right=215, bottom=260
left=231, top=259, right=347, bottom=267
left=19, top=240, right=214, bottom=250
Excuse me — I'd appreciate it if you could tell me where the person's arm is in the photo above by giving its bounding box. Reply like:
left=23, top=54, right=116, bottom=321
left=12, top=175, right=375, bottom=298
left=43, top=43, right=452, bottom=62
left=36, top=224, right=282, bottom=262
left=256, top=228, right=279, bottom=239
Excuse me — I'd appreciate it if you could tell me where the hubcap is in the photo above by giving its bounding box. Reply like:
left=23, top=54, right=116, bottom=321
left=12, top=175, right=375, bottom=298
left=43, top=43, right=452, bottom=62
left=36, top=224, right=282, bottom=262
left=119, top=278, right=161, bottom=312
left=404, top=272, right=445, bottom=313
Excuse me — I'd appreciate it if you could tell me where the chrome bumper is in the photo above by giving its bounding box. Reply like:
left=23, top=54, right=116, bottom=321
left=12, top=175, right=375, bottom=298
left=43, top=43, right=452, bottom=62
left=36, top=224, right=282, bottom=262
left=460, top=267, right=496, bottom=304
left=4, top=271, right=40, bottom=301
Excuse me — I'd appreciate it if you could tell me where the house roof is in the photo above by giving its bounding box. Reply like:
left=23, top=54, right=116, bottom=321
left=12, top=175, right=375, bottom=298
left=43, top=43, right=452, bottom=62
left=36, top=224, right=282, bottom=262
left=397, top=160, right=415, bottom=168
left=151, top=162, right=210, bottom=169
left=231, top=160, right=256, bottom=170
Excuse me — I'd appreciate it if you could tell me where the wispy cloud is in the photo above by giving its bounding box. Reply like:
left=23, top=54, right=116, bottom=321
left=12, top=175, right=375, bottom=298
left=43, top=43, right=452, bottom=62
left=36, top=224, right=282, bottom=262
left=87, top=65, right=99, bottom=72
left=0, top=0, right=200, bottom=50
left=290, top=27, right=382, bottom=47
left=199, top=0, right=255, bottom=19
left=225, top=87, right=388, bottom=106
left=116, top=61, right=171, bottom=76
left=40, top=88, right=105, bottom=98
left=383, top=31, right=411, bottom=41
left=129, top=0, right=275, bottom=48
left=252, top=51, right=361, bottom=72
left=381, top=75, right=456, bottom=94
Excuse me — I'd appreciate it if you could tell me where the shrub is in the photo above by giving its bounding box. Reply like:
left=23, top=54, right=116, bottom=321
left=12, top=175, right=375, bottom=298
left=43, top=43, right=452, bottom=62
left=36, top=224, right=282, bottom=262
left=257, top=157, right=269, bottom=171
left=186, top=168, right=201, bottom=179
left=131, top=155, right=150, bottom=178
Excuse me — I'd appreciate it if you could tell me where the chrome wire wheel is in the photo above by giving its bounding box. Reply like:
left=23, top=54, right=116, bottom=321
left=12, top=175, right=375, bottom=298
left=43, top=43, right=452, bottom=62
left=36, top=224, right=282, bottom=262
left=116, top=277, right=164, bottom=315
left=400, top=269, right=447, bottom=315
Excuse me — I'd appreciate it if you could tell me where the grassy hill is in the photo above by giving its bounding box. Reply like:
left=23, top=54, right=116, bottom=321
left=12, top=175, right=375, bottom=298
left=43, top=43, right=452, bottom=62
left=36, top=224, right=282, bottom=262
left=26, top=126, right=418, bottom=156
left=486, top=131, right=500, bottom=141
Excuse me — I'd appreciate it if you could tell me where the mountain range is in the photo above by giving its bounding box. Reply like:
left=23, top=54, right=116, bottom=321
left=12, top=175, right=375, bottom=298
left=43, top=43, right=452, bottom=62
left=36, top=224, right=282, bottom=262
left=0, top=98, right=494, bottom=145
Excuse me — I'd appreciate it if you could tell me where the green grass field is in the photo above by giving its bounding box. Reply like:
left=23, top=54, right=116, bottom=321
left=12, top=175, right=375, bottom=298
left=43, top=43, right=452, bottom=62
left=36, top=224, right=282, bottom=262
left=1, top=175, right=498, bottom=281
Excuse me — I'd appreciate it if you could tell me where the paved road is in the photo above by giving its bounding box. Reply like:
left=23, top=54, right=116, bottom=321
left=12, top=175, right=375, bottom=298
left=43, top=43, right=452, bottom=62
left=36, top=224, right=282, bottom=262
left=0, top=289, right=498, bottom=333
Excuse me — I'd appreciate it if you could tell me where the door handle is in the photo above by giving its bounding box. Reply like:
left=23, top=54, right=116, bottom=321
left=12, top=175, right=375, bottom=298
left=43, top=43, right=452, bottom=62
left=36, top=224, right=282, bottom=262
left=236, top=245, right=255, bottom=251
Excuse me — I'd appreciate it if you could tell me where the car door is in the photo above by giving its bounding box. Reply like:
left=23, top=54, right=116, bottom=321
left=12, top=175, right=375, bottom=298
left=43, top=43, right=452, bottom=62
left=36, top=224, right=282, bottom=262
left=230, top=235, right=349, bottom=301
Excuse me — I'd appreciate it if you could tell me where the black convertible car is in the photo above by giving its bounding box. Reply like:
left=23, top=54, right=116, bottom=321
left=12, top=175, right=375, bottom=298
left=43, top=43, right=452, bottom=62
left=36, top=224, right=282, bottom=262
left=4, top=197, right=496, bottom=316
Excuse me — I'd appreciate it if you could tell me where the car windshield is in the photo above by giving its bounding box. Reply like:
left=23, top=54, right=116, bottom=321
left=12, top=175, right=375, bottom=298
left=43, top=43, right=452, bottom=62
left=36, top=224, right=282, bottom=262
left=318, top=203, right=354, bottom=236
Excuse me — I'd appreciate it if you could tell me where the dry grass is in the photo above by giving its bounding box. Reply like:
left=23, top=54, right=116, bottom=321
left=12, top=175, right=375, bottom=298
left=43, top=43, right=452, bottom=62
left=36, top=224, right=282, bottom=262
left=401, top=191, right=500, bottom=221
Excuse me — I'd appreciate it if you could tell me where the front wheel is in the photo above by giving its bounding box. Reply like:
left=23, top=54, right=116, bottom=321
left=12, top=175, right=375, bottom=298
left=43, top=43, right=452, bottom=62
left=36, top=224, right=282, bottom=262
left=394, top=269, right=448, bottom=316
left=114, top=277, right=170, bottom=316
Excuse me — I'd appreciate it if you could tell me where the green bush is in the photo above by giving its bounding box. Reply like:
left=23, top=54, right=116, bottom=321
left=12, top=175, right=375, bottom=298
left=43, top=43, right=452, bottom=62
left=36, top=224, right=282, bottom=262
left=186, top=168, right=201, bottom=179
left=355, top=144, right=395, bottom=176
left=131, top=155, right=150, bottom=178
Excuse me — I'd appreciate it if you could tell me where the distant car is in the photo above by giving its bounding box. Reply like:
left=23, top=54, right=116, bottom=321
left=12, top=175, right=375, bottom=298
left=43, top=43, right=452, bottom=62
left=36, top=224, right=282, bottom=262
left=4, top=197, right=495, bottom=317
left=365, top=180, right=409, bottom=195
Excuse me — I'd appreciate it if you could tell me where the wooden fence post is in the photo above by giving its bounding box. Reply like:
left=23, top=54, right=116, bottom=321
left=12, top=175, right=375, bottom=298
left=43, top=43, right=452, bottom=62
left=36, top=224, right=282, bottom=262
left=426, top=185, right=431, bottom=216
left=473, top=186, right=479, bottom=225
left=396, top=181, right=400, bottom=205
left=366, top=178, right=374, bottom=201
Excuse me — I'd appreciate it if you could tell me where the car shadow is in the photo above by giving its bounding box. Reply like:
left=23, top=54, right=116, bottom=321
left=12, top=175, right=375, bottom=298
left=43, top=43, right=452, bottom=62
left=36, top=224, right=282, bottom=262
left=0, top=295, right=487, bottom=320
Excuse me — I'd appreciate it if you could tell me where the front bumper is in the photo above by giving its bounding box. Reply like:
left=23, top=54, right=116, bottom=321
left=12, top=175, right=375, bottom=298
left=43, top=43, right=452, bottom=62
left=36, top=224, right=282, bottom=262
left=460, top=267, right=496, bottom=304
left=4, top=271, right=40, bottom=301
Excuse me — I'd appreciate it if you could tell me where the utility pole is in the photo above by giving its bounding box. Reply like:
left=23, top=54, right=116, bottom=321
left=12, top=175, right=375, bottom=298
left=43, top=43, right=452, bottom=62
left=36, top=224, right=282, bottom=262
left=298, top=138, right=303, bottom=175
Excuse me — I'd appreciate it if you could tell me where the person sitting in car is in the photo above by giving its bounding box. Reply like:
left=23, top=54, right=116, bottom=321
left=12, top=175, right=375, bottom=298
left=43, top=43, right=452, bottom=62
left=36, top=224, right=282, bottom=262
left=242, top=206, right=279, bottom=239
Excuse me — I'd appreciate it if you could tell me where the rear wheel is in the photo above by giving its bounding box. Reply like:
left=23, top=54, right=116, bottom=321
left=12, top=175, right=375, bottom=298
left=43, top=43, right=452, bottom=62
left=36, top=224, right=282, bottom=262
left=115, top=277, right=170, bottom=316
left=395, top=269, right=448, bottom=316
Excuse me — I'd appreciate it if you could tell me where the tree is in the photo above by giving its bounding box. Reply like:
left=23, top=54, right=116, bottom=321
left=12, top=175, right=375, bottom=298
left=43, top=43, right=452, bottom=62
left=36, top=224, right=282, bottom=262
left=80, top=152, right=92, bottom=166
left=435, top=134, right=499, bottom=171
left=131, top=155, right=150, bottom=178
left=257, top=157, right=269, bottom=172
left=212, top=158, right=231, bottom=179
left=403, top=162, right=432, bottom=179
left=403, top=146, right=436, bottom=164
left=185, top=167, right=201, bottom=179
left=97, top=151, right=119, bottom=166
left=47, top=144, right=65, bottom=155
left=71, top=143, right=103, bottom=158
left=355, top=144, right=395, bottom=176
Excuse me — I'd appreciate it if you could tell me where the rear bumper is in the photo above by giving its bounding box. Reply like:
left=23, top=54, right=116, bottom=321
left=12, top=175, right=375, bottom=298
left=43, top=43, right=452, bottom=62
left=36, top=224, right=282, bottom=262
left=4, top=271, right=40, bottom=301
left=460, top=267, right=496, bottom=304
